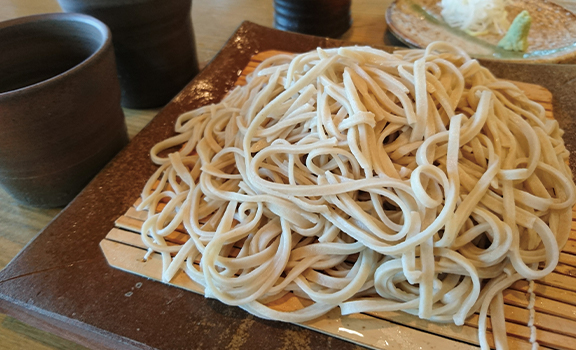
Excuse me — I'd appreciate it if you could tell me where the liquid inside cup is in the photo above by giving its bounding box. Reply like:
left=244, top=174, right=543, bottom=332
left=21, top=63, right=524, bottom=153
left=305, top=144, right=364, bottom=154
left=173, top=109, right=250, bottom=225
left=0, top=20, right=104, bottom=93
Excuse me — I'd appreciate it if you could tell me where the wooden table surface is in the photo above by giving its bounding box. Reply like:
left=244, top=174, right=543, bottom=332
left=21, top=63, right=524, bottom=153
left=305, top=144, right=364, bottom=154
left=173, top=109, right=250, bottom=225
left=0, top=0, right=397, bottom=348
left=1, top=1, right=574, bottom=349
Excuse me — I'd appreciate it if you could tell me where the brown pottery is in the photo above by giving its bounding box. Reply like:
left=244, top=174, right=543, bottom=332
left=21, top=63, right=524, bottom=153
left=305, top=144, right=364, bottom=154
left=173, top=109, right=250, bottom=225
left=0, top=13, right=128, bottom=208
left=274, top=0, right=352, bottom=38
left=58, top=0, right=200, bottom=108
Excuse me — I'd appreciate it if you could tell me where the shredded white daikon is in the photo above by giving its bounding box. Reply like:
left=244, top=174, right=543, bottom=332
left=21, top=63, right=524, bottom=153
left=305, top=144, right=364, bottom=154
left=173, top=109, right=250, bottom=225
left=440, top=0, right=510, bottom=35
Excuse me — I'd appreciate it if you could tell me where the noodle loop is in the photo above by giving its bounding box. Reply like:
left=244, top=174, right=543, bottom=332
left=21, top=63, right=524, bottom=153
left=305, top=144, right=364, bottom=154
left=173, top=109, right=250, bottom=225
left=138, top=43, right=576, bottom=349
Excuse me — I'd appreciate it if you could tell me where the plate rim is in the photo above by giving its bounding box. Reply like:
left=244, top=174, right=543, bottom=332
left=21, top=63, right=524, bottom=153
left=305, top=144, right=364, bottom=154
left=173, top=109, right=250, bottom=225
left=385, top=0, right=576, bottom=64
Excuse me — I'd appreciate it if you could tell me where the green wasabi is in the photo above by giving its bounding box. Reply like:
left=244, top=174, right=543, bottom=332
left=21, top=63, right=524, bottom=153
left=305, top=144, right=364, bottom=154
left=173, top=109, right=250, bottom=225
left=498, top=10, right=532, bottom=52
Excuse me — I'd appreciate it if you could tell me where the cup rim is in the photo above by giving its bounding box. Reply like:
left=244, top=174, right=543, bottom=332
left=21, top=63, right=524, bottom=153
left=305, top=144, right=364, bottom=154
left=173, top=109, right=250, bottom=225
left=0, top=12, right=113, bottom=98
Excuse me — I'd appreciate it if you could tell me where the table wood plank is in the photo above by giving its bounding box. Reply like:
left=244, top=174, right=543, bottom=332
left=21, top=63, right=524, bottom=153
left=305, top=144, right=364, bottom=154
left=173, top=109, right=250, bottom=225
left=1, top=1, right=576, bottom=349
left=0, top=1, right=393, bottom=347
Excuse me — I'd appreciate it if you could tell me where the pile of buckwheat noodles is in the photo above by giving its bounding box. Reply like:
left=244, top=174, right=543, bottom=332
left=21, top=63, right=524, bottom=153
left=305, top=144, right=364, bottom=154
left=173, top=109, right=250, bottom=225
left=137, top=42, right=575, bottom=349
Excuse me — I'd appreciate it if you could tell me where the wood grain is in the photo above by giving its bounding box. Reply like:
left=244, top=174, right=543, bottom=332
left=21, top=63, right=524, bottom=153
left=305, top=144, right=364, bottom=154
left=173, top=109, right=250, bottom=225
left=0, top=1, right=396, bottom=348
left=1, top=0, right=575, bottom=348
left=0, top=313, right=88, bottom=350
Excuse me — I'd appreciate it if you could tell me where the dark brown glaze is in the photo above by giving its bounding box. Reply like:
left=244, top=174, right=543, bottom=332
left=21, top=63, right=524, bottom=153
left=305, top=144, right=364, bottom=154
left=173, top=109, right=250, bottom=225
left=58, top=0, right=200, bottom=109
left=274, top=0, right=352, bottom=38
left=0, top=13, right=128, bottom=208
left=0, top=22, right=575, bottom=350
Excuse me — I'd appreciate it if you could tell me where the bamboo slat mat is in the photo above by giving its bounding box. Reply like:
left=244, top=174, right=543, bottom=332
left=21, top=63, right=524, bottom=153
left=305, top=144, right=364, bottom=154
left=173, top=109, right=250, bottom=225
left=100, top=51, right=576, bottom=350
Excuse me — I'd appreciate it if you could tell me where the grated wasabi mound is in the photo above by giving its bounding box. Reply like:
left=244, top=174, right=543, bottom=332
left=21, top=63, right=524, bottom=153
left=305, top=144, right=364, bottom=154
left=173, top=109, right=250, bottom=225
left=498, top=10, right=532, bottom=52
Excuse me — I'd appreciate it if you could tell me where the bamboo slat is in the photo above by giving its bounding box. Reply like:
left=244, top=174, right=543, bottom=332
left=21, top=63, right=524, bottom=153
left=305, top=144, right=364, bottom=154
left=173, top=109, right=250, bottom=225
left=100, top=51, right=576, bottom=350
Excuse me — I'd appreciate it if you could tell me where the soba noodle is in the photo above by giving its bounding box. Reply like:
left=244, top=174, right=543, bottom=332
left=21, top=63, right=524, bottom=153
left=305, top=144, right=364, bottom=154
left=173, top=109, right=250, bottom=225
left=137, top=42, right=576, bottom=349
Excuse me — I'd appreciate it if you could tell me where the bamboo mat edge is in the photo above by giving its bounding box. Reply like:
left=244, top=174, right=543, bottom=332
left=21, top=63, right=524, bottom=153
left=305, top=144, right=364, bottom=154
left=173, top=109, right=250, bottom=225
left=100, top=50, right=576, bottom=350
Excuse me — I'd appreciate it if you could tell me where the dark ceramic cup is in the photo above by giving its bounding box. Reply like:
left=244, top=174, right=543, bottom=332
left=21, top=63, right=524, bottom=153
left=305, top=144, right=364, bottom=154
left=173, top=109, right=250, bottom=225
left=0, top=13, right=129, bottom=208
left=58, top=0, right=200, bottom=109
left=274, top=0, right=352, bottom=38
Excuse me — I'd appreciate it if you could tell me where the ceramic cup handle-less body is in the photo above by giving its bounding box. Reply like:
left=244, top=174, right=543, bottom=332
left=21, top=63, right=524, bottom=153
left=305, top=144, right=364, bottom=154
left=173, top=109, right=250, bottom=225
left=0, top=13, right=128, bottom=208
left=274, top=0, right=352, bottom=38
left=58, top=0, right=200, bottom=109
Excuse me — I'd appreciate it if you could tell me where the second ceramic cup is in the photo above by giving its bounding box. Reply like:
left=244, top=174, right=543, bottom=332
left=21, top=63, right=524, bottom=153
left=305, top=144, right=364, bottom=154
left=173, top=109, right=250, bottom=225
left=58, top=0, right=200, bottom=109
left=274, top=0, right=352, bottom=38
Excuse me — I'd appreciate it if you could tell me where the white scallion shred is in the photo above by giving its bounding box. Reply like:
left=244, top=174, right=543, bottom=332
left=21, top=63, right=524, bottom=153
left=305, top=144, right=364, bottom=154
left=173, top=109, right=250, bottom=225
left=440, top=0, right=510, bottom=35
